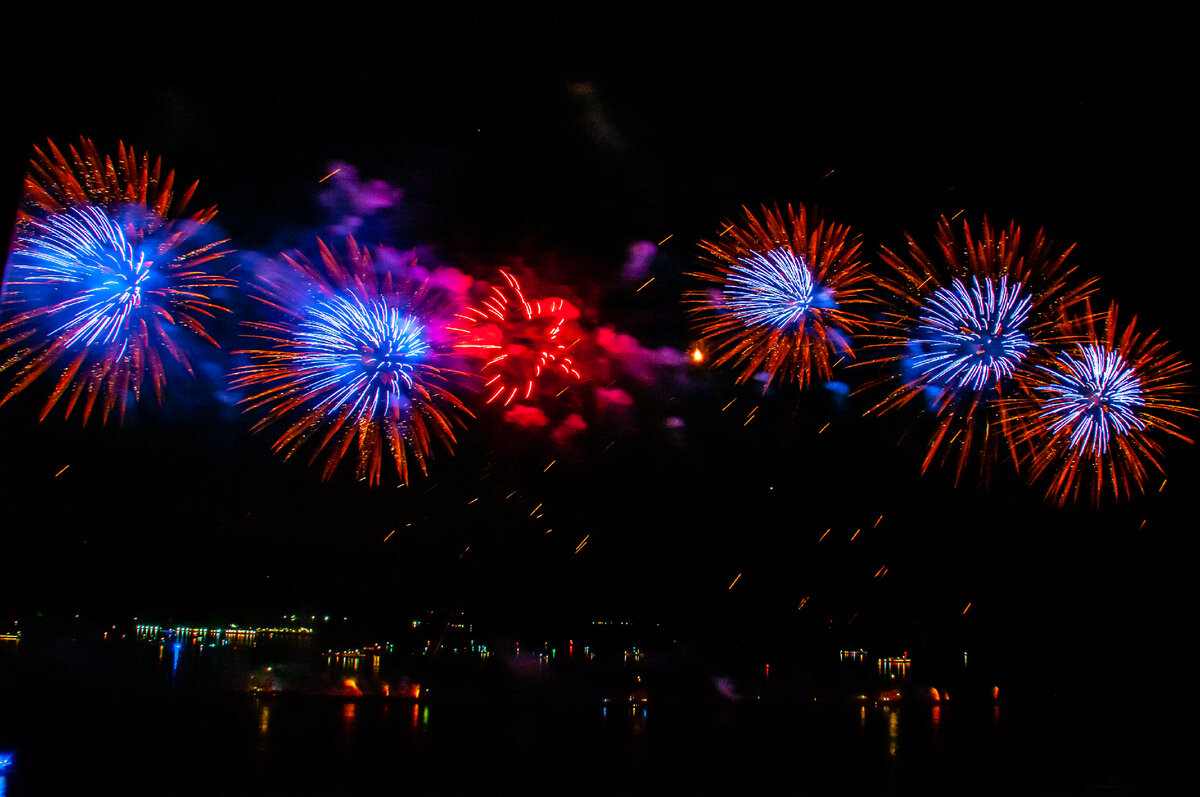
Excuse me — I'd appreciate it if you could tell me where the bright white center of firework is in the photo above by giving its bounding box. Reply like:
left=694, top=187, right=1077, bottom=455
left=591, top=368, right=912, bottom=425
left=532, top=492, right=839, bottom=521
left=913, top=276, right=1033, bottom=391
left=15, top=206, right=153, bottom=347
left=1037, top=345, right=1145, bottom=457
left=724, top=248, right=816, bottom=330
left=295, top=295, right=429, bottom=420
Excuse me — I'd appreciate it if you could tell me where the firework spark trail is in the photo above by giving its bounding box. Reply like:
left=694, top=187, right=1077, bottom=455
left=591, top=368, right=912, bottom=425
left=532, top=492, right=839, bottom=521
left=1, top=138, right=232, bottom=423
left=864, top=215, right=1097, bottom=482
left=232, top=238, right=471, bottom=486
left=1007, top=302, right=1195, bottom=505
left=687, top=203, right=875, bottom=391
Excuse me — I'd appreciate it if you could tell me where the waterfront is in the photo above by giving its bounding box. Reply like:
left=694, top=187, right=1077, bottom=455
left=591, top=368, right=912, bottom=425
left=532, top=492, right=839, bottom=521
left=0, top=627, right=1189, bottom=795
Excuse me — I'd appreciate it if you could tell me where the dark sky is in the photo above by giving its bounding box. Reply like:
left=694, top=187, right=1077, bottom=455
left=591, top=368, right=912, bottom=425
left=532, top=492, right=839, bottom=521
left=1, top=6, right=1197, bottom=685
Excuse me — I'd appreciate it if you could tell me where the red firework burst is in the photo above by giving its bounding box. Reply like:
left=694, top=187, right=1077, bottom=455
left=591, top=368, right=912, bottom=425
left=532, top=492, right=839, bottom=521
left=1006, top=302, right=1195, bottom=506
left=864, top=215, right=1098, bottom=483
left=687, top=203, right=875, bottom=391
left=451, top=270, right=582, bottom=407
left=1, top=137, right=232, bottom=423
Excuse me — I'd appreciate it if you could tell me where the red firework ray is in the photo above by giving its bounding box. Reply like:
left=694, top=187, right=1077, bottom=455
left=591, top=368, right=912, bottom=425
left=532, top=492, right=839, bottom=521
left=452, top=270, right=582, bottom=407
left=19, top=137, right=217, bottom=225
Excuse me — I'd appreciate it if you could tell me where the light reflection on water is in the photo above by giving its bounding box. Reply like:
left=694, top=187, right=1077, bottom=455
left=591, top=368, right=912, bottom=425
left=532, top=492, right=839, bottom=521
left=256, top=701, right=270, bottom=755
left=885, top=706, right=899, bottom=757
left=630, top=706, right=647, bottom=737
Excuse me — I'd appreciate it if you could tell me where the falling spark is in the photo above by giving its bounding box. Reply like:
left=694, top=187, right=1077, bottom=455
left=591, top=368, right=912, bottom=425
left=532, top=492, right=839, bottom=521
left=543, top=460, right=556, bottom=472
left=636, top=278, right=655, bottom=292
left=850, top=528, right=861, bottom=542
left=467, top=498, right=479, bottom=505
left=657, top=234, right=674, bottom=245
left=721, top=398, right=736, bottom=412
left=529, top=503, right=543, bottom=516
left=962, top=602, right=972, bottom=615
left=318, top=168, right=342, bottom=183
left=53, top=465, right=71, bottom=478
left=818, top=422, right=830, bottom=434
left=818, top=529, right=830, bottom=542
left=728, top=573, right=742, bottom=590
left=382, top=530, right=396, bottom=542
left=798, top=596, right=809, bottom=610
left=874, top=514, right=884, bottom=527
left=575, top=535, right=590, bottom=554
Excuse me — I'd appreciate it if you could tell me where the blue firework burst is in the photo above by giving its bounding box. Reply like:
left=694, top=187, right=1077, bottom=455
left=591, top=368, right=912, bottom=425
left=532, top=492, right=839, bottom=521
left=11, top=206, right=154, bottom=348
left=1036, top=345, right=1145, bottom=457
left=724, top=248, right=821, bottom=330
left=911, top=276, right=1033, bottom=392
left=290, top=294, right=430, bottom=421
left=1, top=203, right=231, bottom=423
left=233, top=238, right=471, bottom=486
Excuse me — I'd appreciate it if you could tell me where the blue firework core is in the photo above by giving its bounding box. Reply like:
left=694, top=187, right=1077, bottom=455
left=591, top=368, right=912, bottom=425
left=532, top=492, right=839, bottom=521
left=913, top=276, right=1033, bottom=391
left=1037, top=345, right=1145, bottom=456
left=13, top=206, right=153, bottom=347
left=295, top=295, right=429, bottom=419
left=724, top=248, right=818, bottom=330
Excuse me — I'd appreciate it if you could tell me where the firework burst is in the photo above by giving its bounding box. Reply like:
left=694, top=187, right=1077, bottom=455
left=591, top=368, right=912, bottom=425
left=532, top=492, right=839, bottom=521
left=687, top=203, right=874, bottom=390
left=1, top=138, right=231, bottom=423
left=232, top=238, right=472, bottom=486
left=866, top=216, right=1097, bottom=481
left=1007, top=302, right=1194, bottom=505
left=451, top=269, right=582, bottom=407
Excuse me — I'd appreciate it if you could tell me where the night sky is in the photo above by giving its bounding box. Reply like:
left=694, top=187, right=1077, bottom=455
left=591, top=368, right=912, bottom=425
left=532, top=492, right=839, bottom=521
left=2, top=7, right=1196, bottom=694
